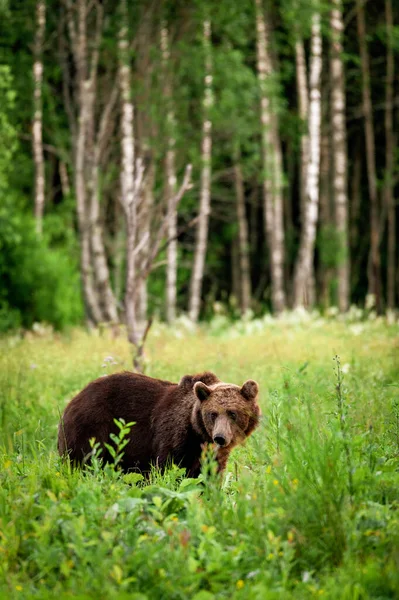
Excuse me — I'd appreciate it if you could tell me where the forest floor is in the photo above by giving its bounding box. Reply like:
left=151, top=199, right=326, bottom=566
left=1, top=313, right=399, bottom=599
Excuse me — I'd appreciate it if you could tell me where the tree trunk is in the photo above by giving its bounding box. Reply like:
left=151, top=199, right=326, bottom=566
left=330, top=0, right=349, bottom=312
left=254, top=0, right=286, bottom=313
left=73, top=0, right=103, bottom=324
left=295, top=36, right=309, bottom=226
left=189, top=20, right=213, bottom=322
left=234, top=159, right=252, bottom=315
left=319, top=121, right=332, bottom=309
left=118, top=0, right=139, bottom=347
left=385, top=0, right=395, bottom=310
left=356, top=0, right=381, bottom=310
left=137, top=160, right=155, bottom=326
left=350, top=139, right=362, bottom=249
left=161, top=23, right=178, bottom=324
left=33, top=0, right=46, bottom=236
left=293, top=12, right=322, bottom=309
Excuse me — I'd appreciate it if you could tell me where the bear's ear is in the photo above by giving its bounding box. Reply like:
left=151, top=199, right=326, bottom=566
left=240, top=380, right=259, bottom=401
left=194, top=381, right=212, bottom=402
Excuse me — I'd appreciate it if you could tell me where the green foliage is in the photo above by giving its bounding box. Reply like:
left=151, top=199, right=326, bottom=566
left=1, top=321, right=399, bottom=597
left=0, top=200, right=83, bottom=332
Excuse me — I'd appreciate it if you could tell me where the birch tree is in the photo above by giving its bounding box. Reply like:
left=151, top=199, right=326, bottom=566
left=118, top=0, right=139, bottom=350
left=119, top=0, right=192, bottom=367
left=385, top=0, right=395, bottom=310
left=356, top=0, right=381, bottom=310
left=254, top=0, right=286, bottom=313
left=234, top=158, right=252, bottom=315
left=63, top=0, right=118, bottom=324
left=33, top=0, right=46, bottom=236
left=189, top=20, right=213, bottom=322
left=293, top=12, right=322, bottom=308
left=161, top=23, right=178, bottom=324
left=295, top=34, right=309, bottom=226
left=330, top=0, right=349, bottom=312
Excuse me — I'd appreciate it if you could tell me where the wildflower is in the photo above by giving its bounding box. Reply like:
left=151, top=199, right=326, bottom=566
left=15, top=586, right=22, bottom=592
left=236, top=580, right=245, bottom=590
left=266, top=465, right=272, bottom=474
left=341, top=363, right=351, bottom=374
left=273, top=479, right=279, bottom=486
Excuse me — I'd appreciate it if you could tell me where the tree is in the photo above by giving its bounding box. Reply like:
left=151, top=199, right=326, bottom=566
left=32, top=0, right=46, bottom=236
left=161, top=21, right=178, bottom=324
left=356, top=0, right=381, bottom=310
left=293, top=11, right=322, bottom=308
left=385, top=0, right=395, bottom=310
left=63, top=0, right=118, bottom=324
left=189, top=19, right=213, bottom=322
left=330, top=0, right=349, bottom=312
left=254, top=0, right=286, bottom=313
left=234, top=158, right=252, bottom=315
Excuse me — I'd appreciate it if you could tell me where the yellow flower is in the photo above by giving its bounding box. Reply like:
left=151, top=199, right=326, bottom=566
left=266, top=465, right=272, bottom=474
left=236, top=580, right=245, bottom=590
left=15, top=586, right=22, bottom=592
left=273, top=479, right=279, bottom=486
left=201, top=524, right=209, bottom=533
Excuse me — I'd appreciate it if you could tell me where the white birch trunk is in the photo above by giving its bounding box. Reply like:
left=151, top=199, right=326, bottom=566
left=137, top=161, right=155, bottom=326
left=73, top=0, right=103, bottom=324
left=234, top=160, right=252, bottom=315
left=254, top=0, right=286, bottom=313
left=356, top=0, right=381, bottom=310
left=118, top=0, right=138, bottom=346
left=295, top=36, right=309, bottom=225
left=161, top=23, right=178, bottom=324
left=33, top=0, right=46, bottom=236
left=293, top=12, right=322, bottom=308
left=385, top=0, right=395, bottom=309
left=331, top=0, right=349, bottom=312
left=189, top=20, right=213, bottom=322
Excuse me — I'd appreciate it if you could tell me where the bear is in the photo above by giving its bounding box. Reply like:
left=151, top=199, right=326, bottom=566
left=58, top=371, right=260, bottom=477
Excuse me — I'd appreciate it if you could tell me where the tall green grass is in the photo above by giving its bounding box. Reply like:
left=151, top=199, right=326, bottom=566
left=1, top=316, right=399, bottom=599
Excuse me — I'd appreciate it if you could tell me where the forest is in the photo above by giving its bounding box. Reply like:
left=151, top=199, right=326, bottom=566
left=1, top=3, right=399, bottom=598
left=1, top=0, right=398, bottom=340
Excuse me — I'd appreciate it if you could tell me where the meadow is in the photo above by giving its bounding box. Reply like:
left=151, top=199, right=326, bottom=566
left=1, top=311, right=399, bottom=599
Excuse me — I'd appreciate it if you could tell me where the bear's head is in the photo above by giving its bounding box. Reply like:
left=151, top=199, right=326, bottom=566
left=192, top=379, right=260, bottom=449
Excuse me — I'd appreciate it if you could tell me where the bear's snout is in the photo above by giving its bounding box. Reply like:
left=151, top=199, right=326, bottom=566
left=212, top=415, right=233, bottom=447
left=214, top=434, right=227, bottom=447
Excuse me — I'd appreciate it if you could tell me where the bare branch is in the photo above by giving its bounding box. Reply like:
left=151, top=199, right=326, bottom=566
left=138, top=164, right=192, bottom=282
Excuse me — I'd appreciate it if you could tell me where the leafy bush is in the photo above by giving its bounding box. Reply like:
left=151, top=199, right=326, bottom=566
left=0, top=202, right=83, bottom=332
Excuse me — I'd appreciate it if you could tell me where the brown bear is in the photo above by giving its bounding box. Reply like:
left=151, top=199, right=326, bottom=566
left=58, top=371, right=260, bottom=477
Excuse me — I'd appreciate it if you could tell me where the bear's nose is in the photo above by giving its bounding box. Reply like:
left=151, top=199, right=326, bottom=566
left=214, top=435, right=226, bottom=447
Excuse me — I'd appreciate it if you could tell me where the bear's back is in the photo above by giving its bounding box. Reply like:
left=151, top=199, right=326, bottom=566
left=58, top=372, right=176, bottom=467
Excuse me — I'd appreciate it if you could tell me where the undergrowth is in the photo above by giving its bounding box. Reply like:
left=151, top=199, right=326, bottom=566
left=0, top=318, right=399, bottom=599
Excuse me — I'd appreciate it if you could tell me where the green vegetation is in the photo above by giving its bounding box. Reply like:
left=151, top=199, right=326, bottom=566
left=1, top=316, right=399, bottom=599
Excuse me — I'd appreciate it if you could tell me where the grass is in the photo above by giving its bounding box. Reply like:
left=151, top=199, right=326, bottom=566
left=1, top=313, right=399, bottom=599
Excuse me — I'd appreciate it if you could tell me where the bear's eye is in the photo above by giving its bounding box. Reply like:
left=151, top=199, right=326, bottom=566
left=210, top=412, right=218, bottom=423
left=228, top=411, right=237, bottom=422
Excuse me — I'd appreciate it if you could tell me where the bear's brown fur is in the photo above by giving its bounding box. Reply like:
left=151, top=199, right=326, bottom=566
left=58, top=371, right=260, bottom=477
